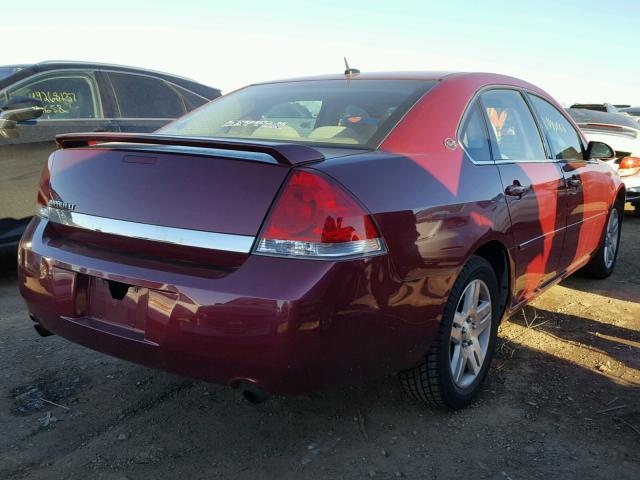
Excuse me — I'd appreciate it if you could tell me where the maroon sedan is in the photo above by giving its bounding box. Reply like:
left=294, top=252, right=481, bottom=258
left=18, top=72, right=624, bottom=409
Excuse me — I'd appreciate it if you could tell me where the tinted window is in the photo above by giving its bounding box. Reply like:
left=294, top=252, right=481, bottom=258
left=7, top=72, right=100, bottom=120
left=529, top=95, right=584, bottom=160
left=481, top=89, right=546, bottom=161
left=172, top=84, right=209, bottom=112
left=160, top=80, right=437, bottom=148
left=459, top=102, right=491, bottom=161
left=109, top=72, right=185, bottom=118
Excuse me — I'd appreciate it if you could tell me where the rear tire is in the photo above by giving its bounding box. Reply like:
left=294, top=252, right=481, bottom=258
left=580, top=202, right=622, bottom=279
left=399, top=256, right=500, bottom=410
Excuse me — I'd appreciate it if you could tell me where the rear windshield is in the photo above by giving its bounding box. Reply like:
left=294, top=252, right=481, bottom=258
left=160, top=79, right=436, bottom=148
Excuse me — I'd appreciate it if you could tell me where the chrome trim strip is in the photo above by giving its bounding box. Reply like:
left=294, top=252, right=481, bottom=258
left=46, top=208, right=255, bottom=253
left=518, top=211, right=607, bottom=249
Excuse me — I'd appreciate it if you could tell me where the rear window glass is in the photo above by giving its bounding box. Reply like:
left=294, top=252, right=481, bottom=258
left=160, top=79, right=436, bottom=148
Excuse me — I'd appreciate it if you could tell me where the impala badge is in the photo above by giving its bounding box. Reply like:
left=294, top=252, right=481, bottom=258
left=48, top=199, right=76, bottom=211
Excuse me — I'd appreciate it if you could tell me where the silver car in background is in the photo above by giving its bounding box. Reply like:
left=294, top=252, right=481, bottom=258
left=619, top=106, right=640, bottom=125
left=567, top=108, right=640, bottom=215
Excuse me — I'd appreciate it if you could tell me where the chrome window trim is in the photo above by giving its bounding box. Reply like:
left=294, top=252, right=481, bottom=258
left=44, top=207, right=255, bottom=253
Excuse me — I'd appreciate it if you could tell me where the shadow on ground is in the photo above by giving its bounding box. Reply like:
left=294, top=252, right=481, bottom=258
left=0, top=304, right=638, bottom=480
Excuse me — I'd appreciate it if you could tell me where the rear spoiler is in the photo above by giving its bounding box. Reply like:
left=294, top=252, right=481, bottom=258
left=576, top=123, right=639, bottom=139
left=55, top=132, right=325, bottom=166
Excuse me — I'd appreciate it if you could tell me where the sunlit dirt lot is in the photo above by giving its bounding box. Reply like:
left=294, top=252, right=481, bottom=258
left=1, top=208, right=638, bottom=480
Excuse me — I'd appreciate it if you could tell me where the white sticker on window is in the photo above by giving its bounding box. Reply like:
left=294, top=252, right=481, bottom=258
left=223, top=120, right=288, bottom=129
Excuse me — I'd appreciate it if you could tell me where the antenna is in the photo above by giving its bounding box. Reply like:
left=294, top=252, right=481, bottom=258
left=344, top=57, right=360, bottom=76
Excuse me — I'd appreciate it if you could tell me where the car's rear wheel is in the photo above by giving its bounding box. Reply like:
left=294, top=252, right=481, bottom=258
left=399, top=256, right=499, bottom=409
left=580, top=202, right=622, bottom=279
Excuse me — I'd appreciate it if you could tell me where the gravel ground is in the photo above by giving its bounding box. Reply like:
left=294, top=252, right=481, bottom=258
left=1, top=208, right=638, bottom=480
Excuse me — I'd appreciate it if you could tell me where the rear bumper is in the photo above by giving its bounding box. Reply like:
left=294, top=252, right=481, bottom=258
left=18, top=218, right=439, bottom=394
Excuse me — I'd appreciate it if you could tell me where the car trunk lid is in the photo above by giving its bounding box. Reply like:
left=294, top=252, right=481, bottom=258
left=43, top=133, right=325, bottom=267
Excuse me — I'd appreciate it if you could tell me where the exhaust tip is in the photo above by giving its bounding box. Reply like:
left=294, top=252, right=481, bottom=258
left=231, top=379, right=268, bottom=404
left=33, top=323, right=54, bottom=337
left=30, top=313, right=54, bottom=337
left=242, top=389, right=267, bottom=405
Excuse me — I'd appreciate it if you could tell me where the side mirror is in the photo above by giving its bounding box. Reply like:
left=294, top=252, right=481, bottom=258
left=0, top=118, right=18, bottom=138
left=0, top=96, right=45, bottom=122
left=586, top=141, right=615, bottom=160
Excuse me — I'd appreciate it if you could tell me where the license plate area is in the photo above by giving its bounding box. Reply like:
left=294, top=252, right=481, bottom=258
left=88, top=277, right=147, bottom=331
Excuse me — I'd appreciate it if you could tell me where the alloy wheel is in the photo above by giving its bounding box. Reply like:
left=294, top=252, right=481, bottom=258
left=449, top=279, right=492, bottom=388
left=604, top=208, right=620, bottom=269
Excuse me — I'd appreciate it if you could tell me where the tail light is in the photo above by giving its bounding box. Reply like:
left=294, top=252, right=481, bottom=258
left=618, top=156, right=640, bottom=177
left=254, top=170, right=386, bottom=259
left=36, top=164, right=51, bottom=218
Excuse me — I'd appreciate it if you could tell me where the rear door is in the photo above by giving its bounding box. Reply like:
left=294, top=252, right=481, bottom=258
left=527, top=94, right=611, bottom=271
left=104, top=72, right=196, bottom=133
left=480, top=89, right=567, bottom=305
left=0, top=70, right=113, bottom=244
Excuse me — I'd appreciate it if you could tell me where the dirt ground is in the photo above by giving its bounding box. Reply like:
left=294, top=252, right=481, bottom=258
left=1, top=208, right=638, bottom=480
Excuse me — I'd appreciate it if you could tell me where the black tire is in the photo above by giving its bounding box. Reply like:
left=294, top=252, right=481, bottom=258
left=579, top=201, right=623, bottom=279
left=399, top=256, right=500, bottom=410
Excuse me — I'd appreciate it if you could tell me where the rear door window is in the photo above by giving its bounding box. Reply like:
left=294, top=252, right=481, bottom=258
left=480, top=89, right=546, bottom=161
left=108, top=72, right=185, bottom=118
left=528, top=95, right=585, bottom=160
left=6, top=71, right=102, bottom=120
left=459, top=102, right=492, bottom=161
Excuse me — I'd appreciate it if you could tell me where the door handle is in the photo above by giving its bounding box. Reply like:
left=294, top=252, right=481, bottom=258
left=505, top=182, right=528, bottom=197
left=566, top=176, right=581, bottom=188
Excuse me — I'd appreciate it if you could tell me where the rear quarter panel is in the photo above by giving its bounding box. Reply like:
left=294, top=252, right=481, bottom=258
left=313, top=75, right=519, bottom=343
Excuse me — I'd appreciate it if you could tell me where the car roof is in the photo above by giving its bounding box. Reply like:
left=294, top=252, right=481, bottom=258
left=0, top=61, right=221, bottom=97
left=0, top=64, right=31, bottom=69
left=33, top=60, right=200, bottom=83
left=254, top=71, right=546, bottom=91
left=256, top=71, right=459, bottom=84
left=566, top=108, right=640, bottom=130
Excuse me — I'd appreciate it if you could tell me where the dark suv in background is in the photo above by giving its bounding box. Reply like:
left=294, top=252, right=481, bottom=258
left=0, top=61, right=221, bottom=259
